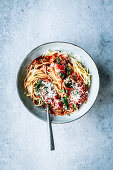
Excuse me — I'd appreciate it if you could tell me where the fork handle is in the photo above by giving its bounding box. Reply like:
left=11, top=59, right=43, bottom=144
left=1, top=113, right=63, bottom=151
left=47, top=106, right=55, bottom=151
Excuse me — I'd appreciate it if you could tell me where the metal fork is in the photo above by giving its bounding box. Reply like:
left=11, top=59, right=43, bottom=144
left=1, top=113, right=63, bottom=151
left=47, top=105, right=55, bottom=151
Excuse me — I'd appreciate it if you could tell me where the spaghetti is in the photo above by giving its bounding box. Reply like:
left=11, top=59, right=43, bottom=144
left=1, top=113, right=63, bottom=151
left=24, top=51, right=90, bottom=116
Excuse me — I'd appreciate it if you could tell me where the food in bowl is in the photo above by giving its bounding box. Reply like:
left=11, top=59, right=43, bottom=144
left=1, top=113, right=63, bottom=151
left=24, top=51, right=91, bottom=116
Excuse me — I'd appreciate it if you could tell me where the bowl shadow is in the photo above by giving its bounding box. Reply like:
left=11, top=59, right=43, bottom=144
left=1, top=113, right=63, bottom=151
left=91, top=61, right=113, bottom=120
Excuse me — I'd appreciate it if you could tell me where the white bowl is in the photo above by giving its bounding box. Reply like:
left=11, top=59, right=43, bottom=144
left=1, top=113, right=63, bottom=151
left=17, top=42, right=99, bottom=124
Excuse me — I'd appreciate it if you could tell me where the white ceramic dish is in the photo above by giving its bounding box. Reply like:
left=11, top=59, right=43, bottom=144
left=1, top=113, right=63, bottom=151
left=17, top=42, right=99, bottom=124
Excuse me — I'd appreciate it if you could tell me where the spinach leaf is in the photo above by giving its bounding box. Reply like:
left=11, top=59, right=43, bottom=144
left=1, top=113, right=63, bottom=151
left=67, top=67, right=72, bottom=75
left=36, top=80, right=42, bottom=90
left=57, top=57, right=61, bottom=64
left=58, top=72, right=66, bottom=79
left=61, top=73, right=65, bottom=79
left=66, top=90, right=68, bottom=93
left=72, top=75, right=77, bottom=81
left=85, top=84, right=88, bottom=88
left=63, top=96, right=69, bottom=109
left=66, top=60, right=69, bottom=64
left=72, top=104, right=78, bottom=110
left=60, top=89, right=65, bottom=93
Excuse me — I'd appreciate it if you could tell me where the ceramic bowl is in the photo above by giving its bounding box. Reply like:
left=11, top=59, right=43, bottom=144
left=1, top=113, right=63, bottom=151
left=17, top=42, right=99, bottom=124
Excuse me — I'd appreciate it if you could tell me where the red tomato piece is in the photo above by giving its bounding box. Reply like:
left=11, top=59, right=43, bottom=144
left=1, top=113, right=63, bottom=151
left=78, top=94, right=87, bottom=103
left=45, top=98, right=51, bottom=105
left=45, top=55, right=52, bottom=60
left=54, top=53, right=59, bottom=57
left=81, top=84, right=88, bottom=92
left=50, top=55, right=55, bottom=63
left=40, top=65, right=46, bottom=72
left=60, top=54, right=69, bottom=61
left=53, top=99, right=63, bottom=109
left=31, top=59, right=37, bottom=65
left=54, top=95, right=59, bottom=99
left=43, top=78, right=50, bottom=82
left=55, top=64, right=66, bottom=74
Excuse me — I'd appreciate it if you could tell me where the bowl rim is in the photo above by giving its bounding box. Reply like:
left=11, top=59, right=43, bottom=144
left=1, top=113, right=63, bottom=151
left=17, top=41, right=100, bottom=124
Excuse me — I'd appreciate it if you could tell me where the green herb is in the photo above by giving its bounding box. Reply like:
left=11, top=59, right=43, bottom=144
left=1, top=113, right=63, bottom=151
left=61, top=73, right=65, bottom=79
left=72, top=104, right=78, bottom=110
left=51, top=103, right=53, bottom=107
left=42, top=99, right=49, bottom=106
left=66, top=90, right=68, bottom=93
left=32, top=66, right=34, bottom=69
left=57, top=57, right=61, bottom=64
left=58, top=72, right=65, bottom=79
left=73, top=75, right=76, bottom=78
left=37, top=89, right=40, bottom=92
left=63, top=96, right=69, bottom=109
left=60, top=89, right=65, bottom=93
left=36, top=80, right=42, bottom=90
left=67, top=113, right=70, bottom=116
left=34, top=74, right=37, bottom=76
left=73, top=75, right=77, bottom=81
left=37, top=80, right=42, bottom=87
left=74, top=90, right=79, bottom=96
left=44, top=87, right=48, bottom=94
left=67, top=67, right=72, bottom=75
left=66, top=60, right=69, bottom=64
left=85, top=84, right=88, bottom=88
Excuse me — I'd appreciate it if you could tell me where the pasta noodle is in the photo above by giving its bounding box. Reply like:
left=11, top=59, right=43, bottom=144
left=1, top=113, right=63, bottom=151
left=24, top=51, right=90, bottom=116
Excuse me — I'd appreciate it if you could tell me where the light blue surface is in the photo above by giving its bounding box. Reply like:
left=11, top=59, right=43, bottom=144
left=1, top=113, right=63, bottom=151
left=0, top=0, right=113, bottom=170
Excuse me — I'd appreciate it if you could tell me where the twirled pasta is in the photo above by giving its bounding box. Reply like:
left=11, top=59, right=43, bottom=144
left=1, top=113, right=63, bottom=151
left=24, top=51, right=90, bottom=116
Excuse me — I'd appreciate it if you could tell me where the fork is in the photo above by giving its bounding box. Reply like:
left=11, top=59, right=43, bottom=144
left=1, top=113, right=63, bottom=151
left=47, top=105, right=55, bottom=150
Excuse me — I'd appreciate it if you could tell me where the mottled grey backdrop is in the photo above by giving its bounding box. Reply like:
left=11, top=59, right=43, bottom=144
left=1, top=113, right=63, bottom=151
left=0, top=0, right=113, bottom=170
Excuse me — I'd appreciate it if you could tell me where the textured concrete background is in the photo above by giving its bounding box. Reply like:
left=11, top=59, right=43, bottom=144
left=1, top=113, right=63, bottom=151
left=0, top=0, right=113, bottom=170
